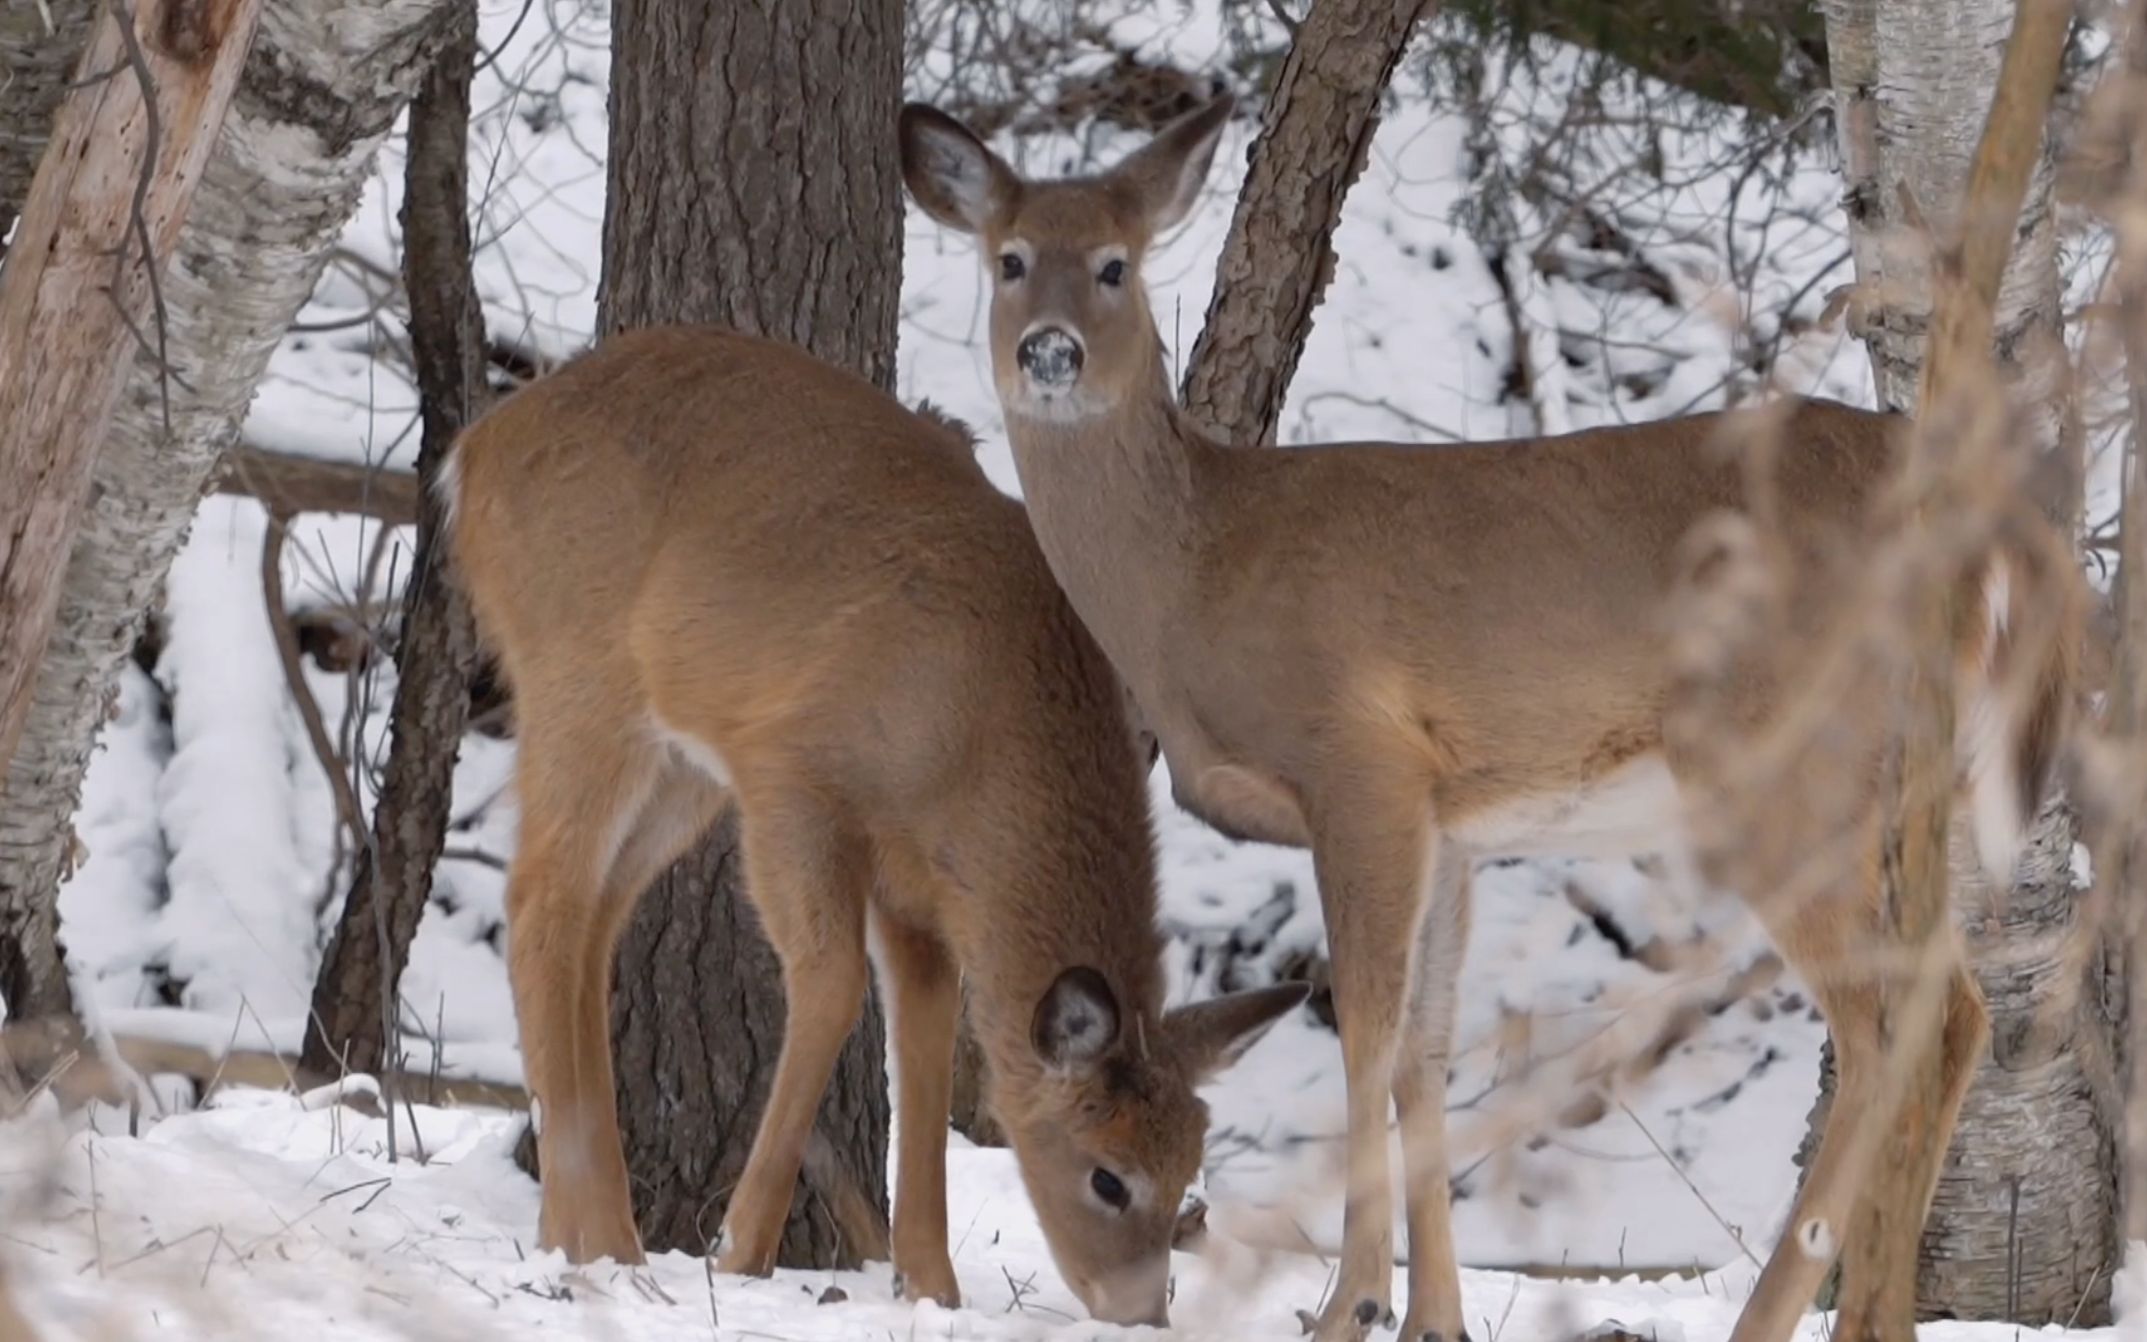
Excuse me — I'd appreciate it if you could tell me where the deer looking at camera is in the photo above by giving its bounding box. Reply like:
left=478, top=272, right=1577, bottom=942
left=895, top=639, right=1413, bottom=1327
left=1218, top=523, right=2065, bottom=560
left=445, top=325, right=1304, bottom=1327
left=900, top=97, right=2080, bottom=1342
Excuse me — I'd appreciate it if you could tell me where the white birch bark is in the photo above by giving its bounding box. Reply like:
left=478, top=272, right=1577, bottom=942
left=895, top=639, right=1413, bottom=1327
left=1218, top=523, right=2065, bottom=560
left=1818, top=0, right=2116, bottom=1322
left=0, top=0, right=464, bottom=1020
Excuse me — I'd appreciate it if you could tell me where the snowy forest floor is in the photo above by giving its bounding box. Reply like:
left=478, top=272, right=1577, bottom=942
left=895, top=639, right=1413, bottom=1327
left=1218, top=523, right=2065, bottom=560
left=0, top=1092, right=2120, bottom=1341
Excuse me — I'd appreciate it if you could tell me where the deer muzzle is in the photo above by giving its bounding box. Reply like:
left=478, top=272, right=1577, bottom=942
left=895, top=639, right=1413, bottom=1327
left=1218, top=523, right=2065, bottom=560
left=1017, top=326, right=1085, bottom=388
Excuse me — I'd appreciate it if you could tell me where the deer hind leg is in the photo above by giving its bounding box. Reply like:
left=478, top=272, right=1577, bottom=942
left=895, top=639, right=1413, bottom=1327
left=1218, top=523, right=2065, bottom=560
left=563, top=755, right=728, bottom=1258
left=505, top=711, right=664, bottom=1265
left=1394, top=846, right=1472, bottom=1342
left=1725, top=838, right=1987, bottom=1342
left=872, top=909, right=962, bottom=1308
left=1305, top=765, right=1436, bottom=1342
left=712, top=789, right=873, bottom=1278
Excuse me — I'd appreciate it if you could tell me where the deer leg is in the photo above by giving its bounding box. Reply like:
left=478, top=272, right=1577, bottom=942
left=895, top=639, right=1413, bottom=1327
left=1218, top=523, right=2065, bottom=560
left=1726, top=840, right=1984, bottom=1342
left=1306, top=773, right=1435, bottom=1342
left=1394, top=847, right=1471, bottom=1342
left=713, top=797, right=872, bottom=1278
left=505, top=723, right=659, bottom=1266
left=554, top=759, right=727, bottom=1262
left=873, top=910, right=963, bottom=1308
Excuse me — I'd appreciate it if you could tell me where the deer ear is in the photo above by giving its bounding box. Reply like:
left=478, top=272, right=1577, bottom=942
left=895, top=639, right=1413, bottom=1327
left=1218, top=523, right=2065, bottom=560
left=1032, top=967, right=1122, bottom=1069
left=1110, top=93, right=1234, bottom=235
left=900, top=102, right=1018, bottom=235
left=1165, top=981, right=1307, bottom=1082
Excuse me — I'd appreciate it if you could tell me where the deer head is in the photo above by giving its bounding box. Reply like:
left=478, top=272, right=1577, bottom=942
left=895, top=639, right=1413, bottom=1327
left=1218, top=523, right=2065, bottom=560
left=995, top=966, right=1305, bottom=1326
left=899, top=94, right=1234, bottom=424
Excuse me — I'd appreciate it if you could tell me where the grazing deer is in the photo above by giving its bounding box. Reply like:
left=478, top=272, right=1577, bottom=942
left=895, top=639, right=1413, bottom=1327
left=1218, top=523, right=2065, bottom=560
left=445, top=325, right=1305, bottom=1327
left=899, top=97, right=2079, bottom=1342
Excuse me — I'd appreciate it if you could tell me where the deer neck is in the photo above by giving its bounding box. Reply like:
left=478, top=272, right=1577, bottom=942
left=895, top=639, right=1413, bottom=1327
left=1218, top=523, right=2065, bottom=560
left=930, top=725, right=1168, bottom=1106
left=1002, top=360, right=1214, bottom=693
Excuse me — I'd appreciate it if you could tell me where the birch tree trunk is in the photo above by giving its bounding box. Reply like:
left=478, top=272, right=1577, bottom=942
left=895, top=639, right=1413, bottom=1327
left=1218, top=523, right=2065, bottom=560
left=0, top=0, right=273, bottom=1021
left=1812, top=0, right=2118, bottom=1323
left=0, top=0, right=465, bottom=1025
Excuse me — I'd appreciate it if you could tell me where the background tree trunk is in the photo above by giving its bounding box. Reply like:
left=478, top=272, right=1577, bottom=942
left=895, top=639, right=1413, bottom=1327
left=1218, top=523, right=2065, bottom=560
left=299, top=0, right=485, bottom=1082
left=0, top=0, right=465, bottom=1037
left=1806, top=0, right=2118, bottom=1324
left=587, top=0, right=902, bottom=1264
left=948, top=990, right=1004, bottom=1147
left=1179, top=0, right=1430, bottom=445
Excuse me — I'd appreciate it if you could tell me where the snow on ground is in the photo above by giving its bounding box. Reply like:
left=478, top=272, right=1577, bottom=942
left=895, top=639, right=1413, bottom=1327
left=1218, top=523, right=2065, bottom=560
left=30, top=0, right=2115, bottom=1335
left=0, top=1093, right=2117, bottom=1342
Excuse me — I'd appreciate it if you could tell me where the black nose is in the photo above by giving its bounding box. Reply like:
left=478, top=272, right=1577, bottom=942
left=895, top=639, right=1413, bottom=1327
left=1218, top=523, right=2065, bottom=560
left=1017, top=328, right=1084, bottom=387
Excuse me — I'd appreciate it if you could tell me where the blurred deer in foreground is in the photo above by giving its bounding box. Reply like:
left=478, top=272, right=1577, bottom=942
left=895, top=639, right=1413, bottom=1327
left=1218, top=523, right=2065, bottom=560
left=445, top=326, right=1304, bottom=1326
left=901, top=97, right=2081, bottom=1342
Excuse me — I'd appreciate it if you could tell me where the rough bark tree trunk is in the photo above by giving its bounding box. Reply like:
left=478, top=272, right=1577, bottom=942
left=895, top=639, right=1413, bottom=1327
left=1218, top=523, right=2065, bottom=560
left=586, top=0, right=902, bottom=1264
left=1179, top=0, right=1430, bottom=445
left=299, top=0, right=485, bottom=1083
left=948, top=990, right=1004, bottom=1148
left=0, top=0, right=466, bottom=1037
left=1806, top=0, right=2118, bottom=1325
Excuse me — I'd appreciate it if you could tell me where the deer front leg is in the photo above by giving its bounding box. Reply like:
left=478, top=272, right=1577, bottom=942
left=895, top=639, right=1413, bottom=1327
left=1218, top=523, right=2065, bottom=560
left=873, top=911, right=963, bottom=1307
left=1304, top=777, right=1435, bottom=1342
left=714, top=802, right=872, bottom=1277
left=1394, top=849, right=1471, bottom=1342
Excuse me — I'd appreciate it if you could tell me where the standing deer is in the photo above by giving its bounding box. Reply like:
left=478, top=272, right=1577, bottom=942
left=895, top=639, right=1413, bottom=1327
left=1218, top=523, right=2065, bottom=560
left=445, top=325, right=1304, bottom=1327
left=899, top=96, right=2079, bottom=1342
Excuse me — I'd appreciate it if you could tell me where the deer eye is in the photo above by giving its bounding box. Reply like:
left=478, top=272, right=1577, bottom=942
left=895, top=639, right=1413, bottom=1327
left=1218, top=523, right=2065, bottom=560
left=1097, top=258, right=1126, bottom=287
left=1090, top=1166, right=1130, bottom=1211
left=999, top=252, right=1027, bottom=282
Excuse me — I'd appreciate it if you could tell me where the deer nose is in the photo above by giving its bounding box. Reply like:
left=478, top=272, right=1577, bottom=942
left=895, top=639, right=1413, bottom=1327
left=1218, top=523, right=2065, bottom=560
left=1084, top=1261, right=1168, bottom=1329
left=1017, top=326, right=1084, bottom=387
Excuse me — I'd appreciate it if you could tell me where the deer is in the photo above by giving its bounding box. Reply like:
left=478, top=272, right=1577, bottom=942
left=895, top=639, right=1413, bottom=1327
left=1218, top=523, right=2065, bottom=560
left=443, top=324, right=1306, bottom=1328
left=898, top=95, right=2082, bottom=1342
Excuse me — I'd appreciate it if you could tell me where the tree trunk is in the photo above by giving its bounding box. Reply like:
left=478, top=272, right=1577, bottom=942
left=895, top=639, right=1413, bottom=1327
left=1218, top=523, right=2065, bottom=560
left=587, top=0, right=902, bottom=1264
left=0, top=0, right=464, bottom=1035
left=0, top=0, right=268, bottom=797
left=299, top=0, right=484, bottom=1082
left=949, top=989, right=1005, bottom=1147
left=1809, top=0, right=2118, bottom=1325
left=0, top=0, right=269, bottom=1027
left=1179, top=0, right=1429, bottom=445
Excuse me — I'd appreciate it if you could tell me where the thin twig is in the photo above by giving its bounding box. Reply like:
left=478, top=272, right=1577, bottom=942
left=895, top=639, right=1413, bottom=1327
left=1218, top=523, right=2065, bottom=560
left=261, top=513, right=367, bottom=856
left=101, top=0, right=175, bottom=436
left=1616, top=1100, right=1759, bottom=1268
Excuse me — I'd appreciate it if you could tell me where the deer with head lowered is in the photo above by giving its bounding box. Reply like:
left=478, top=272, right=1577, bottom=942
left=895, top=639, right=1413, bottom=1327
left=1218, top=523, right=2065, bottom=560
left=899, top=97, right=2081, bottom=1342
left=444, top=325, right=1304, bottom=1326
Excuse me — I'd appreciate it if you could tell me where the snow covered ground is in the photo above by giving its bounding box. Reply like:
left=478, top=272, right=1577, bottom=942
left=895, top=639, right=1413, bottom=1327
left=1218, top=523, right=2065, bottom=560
left=0, top=1092, right=2118, bottom=1341
left=17, top=0, right=2129, bottom=1338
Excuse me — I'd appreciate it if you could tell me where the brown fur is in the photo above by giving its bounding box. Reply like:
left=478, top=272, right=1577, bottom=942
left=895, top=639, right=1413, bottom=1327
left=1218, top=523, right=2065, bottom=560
left=446, top=325, right=1303, bottom=1324
left=900, top=97, right=2082, bottom=1342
